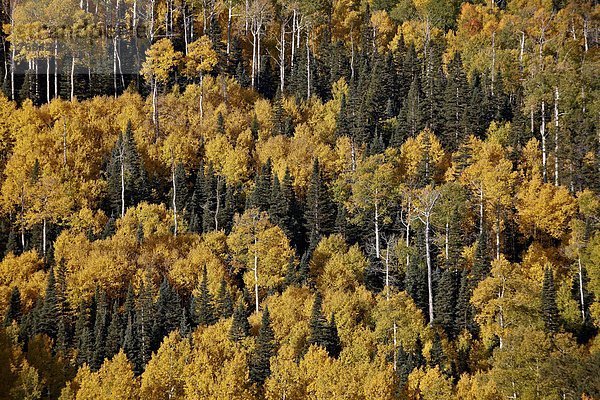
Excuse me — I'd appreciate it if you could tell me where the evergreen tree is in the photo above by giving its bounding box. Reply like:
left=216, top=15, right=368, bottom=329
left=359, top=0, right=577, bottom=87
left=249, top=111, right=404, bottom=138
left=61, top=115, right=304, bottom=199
left=542, top=268, right=560, bottom=333
left=75, top=301, right=93, bottom=366
left=250, top=159, right=273, bottom=212
left=442, top=54, right=468, bottom=151
left=434, top=268, right=459, bottom=338
left=327, top=313, right=341, bottom=358
left=250, top=307, right=276, bottom=385
left=4, top=286, right=21, bottom=326
left=304, top=160, right=336, bottom=245
left=428, top=332, right=445, bottom=369
left=105, top=302, right=123, bottom=359
left=308, top=292, right=330, bottom=349
left=456, top=269, right=476, bottom=334
left=395, top=344, right=413, bottom=388
left=229, top=298, right=251, bottom=342
left=37, top=267, right=58, bottom=338
left=216, top=278, right=234, bottom=319
left=195, top=266, right=218, bottom=326
left=123, top=312, right=141, bottom=374
left=472, top=233, right=491, bottom=284
left=92, top=289, right=109, bottom=370
left=153, top=277, right=182, bottom=348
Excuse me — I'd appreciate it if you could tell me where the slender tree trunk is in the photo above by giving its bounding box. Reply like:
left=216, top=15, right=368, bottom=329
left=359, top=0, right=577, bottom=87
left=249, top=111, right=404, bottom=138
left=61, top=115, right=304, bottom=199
left=578, top=255, right=585, bottom=322
left=54, top=41, right=59, bottom=99
left=491, top=31, right=495, bottom=96
left=120, top=151, right=125, bottom=218
left=172, top=162, right=178, bottom=237
left=445, top=220, right=449, bottom=262
left=63, top=118, right=67, bottom=166
left=554, top=87, right=559, bottom=186
left=214, top=177, right=220, bottom=231
left=254, top=236, right=259, bottom=314
left=496, top=211, right=500, bottom=259
left=425, top=215, right=433, bottom=324
left=10, top=45, right=15, bottom=101
left=70, top=56, right=76, bottom=101
left=280, top=19, right=285, bottom=93
left=541, top=100, right=547, bottom=182
left=374, top=195, right=380, bottom=259
left=42, top=217, right=47, bottom=256
left=479, top=187, right=484, bottom=236
left=306, top=33, right=310, bottom=99
left=46, top=57, right=51, bottom=103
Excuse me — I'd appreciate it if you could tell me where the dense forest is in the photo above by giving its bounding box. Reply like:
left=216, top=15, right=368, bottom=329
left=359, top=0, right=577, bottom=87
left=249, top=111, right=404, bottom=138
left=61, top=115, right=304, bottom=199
left=0, top=0, right=599, bottom=398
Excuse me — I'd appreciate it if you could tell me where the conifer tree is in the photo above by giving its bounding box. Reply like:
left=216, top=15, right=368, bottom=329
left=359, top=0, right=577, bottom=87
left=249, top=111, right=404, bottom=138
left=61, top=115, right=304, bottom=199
left=308, top=292, right=330, bottom=349
left=442, top=54, right=468, bottom=151
left=37, top=267, right=58, bottom=339
left=472, top=233, right=491, bottom=284
left=4, top=286, right=21, bottom=326
left=542, top=268, right=560, bottom=333
left=179, top=308, right=191, bottom=337
left=230, top=298, right=251, bottom=342
left=105, top=302, right=123, bottom=359
left=250, top=306, right=276, bottom=385
left=304, top=160, right=336, bottom=245
left=92, top=290, right=109, bottom=370
left=216, top=278, right=234, bottom=319
left=195, top=267, right=217, bottom=326
left=153, top=277, right=182, bottom=348
left=456, top=269, right=476, bottom=334
left=428, top=332, right=445, bottom=369
left=434, top=268, right=458, bottom=338
left=395, top=344, right=413, bottom=388
left=123, top=312, right=141, bottom=374
left=327, top=313, right=341, bottom=358
left=250, top=159, right=273, bottom=212
left=75, top=301, right=93, bottom=366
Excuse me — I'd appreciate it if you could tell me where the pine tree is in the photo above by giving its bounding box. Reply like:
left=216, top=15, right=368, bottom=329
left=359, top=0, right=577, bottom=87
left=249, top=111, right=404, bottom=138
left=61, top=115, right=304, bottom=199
left=472, top=233, right=491, bottom=284
left=308, top=292, right=329, bottom=349
left=304, top=160, right=336, bottom=245
left=123, top=312, right=141, bottom=374
left=216, top=278, right=234, bottom=319
left=75, top=301, right=93, bottom=366
left=170, top=162, right=188, bottom=220
left=4, top=286, right=21, bottom=326
left=37, top=267, right=58, bottom=339
left=153, top=277, right=182, bottom=349
left=229, top=298, right=251, bottom=342
left=541, top=268, right=560, bottom=333
left=327, top=313, right=341, bottom=358
left=455, top=269, right=476, bottom=335
left=250, top=307, right=276, bottom=385
left=428, top=332, right=445, bottom=369
left=180, top=308, right=191, bottom=337
left=442, top=54, right=468, bottom=152
left=105, top=302, right=123, bottom=359
left=434, top=268, right=459, bottom=338
left=195, top=267, right=218, bottom=326
left=92, top=289, right=109, bottom=370
left=395, top=344, right=413, bottom=388
left=250, top=159, right=273, bottom=212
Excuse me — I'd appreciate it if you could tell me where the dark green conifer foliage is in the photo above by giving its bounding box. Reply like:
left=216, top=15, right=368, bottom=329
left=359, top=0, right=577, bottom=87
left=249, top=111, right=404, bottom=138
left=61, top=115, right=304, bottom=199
left=123, top=312, right=142, bottom=373
left=75, top=302, right=93, bottom=366
left=135, top=282, right=154, bottom=366
left=542, top=268, right=560, bottom=333
left=179, top=308, right=191, bottom=338
left=442, top=54, right=468, bottom=151
left=55, top=315, right=69, bottom=354
left=456, top=269, right=476, bottom=334
left=250, top=307, right=276, bottom=385
left=4, top=286, right=21, bottom=326
left=472, top=233, right=491, bottom=284
left=397, top=77, right=422, bottom=138
left=37, top=267, right=58, bottom=339
left=107, top=121, right=148, bottom=216
left=92, top=290, right=109, bottom=370
left=428, top=332, right=445, bottom=369
left=304, top=160, right=336, bottom=245
left=105, top=302, right=123, bottom=359
left=395, top=344, right=413, bottom=388
left=101, top=216, right=116, bottom=239
left=189, top=164, right=207, bottom=233
left=327, top=313, right=341, bottom=358
left=195, top=267, right=218, bottom=326
left=216, top=278, right=234, bottom=319
left=434, top=268, right=458, bottom=338
left=153, top=278, right=182, bottom=349
left=250, top=159, right=273, bottom=212
left=308, top=292, right=329, bottom=349
left=230, top=298, right=251, bottom=342
left=405, top=256, right=428, bottom=316
left=5, top=226, right=19, bottom=256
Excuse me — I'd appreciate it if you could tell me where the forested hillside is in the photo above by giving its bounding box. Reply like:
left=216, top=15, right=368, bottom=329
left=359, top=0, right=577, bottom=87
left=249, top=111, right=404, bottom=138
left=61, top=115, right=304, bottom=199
left=0, top=0, right=599, bottom=399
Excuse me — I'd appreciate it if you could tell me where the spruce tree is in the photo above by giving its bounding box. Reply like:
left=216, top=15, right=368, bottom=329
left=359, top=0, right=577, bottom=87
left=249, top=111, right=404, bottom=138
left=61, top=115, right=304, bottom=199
left=456, top=269, right=476, bottom=335
left=37, top=267, right=58, bottom=339
left=123, top=312, right=141, bottom=374
left=308, top=292, right=330, bottom=349
left=75, top=301, right=93, bottom=366
left=105, top=302, right=123, bottom=359
left=395, top=344, right=413, bottom=388
left=91, top=290, right=109, bottom=370
left=153, top=277, right=182, bottom=349
left=428, top=332, right=445, bottom=369
left=250, top=307, right=276, bottom=385
left=434, top=268, right=459, bottom=338
left=541, top=268, right=560, bottom=333
left=216, top=278, right=234, bottom=319
left=195, top=267, right=218, bottom=326
left=472, top=233, right=491, bottom=284
left=250, top=159, right=273, bottom=212
left=304, top=160, right=336, bottom=245
left=4, top=286, right=21, bottom=326
left=442, top=54, right=468, bottom=152
left=230, top=298, right=251, bottom=342
left=327, top=313, right=341, bottom=358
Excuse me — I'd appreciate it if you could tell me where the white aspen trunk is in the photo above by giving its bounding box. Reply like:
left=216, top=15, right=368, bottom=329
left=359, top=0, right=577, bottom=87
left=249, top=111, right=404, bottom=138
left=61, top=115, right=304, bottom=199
left=491, top=31, right=495, bottom=96
left=214, top=177, right=220, bottom=231
left=496, top=212, right=500, bottom=259
left=519, top=31, right=525, bottom=66
left=227, top=0, right=232, bottom=55
left=183, top=4, right=189, bottom=54
left=374, top=195, right=380, bottom=259
left=350, top=139, right=356, bottom=171
left=554, top=87, right=559, bottom=186
left=541, top=100, right=547, bottom=182
left=251, top=27, right=257, bottom=88
left=63, top=119, right=67, bottom=166
left=280, top=20, right=285, bottom=93
left=46, top=58, right=51, bottom=103
left=254, top=236, right=259, bottom=314
left=133, top=0, right=138, bottom=32
left=10, top=43, right=15, bottom=101
left=20, top=191, right=25, bottom=249
left=583, top=17, right=589, bottom=52
left=385, top=242, right=390, bottom=298
left=306, top=33, right=310, bottom=99
left=113, top=37, right=118, bottom=97
left=199, top=73, right=204, bottom=118
left=245, top=0, right=249, bottom=33
left=152, top=79, right=158, bottom=128
left=291, top=10, right=296, bottom=66
left=42, top=218, right=47, bottom=256
left=54, top=41, right=58, bottom=99
left=70, top=56, right=75, bottom=101
left=172, top=163, right=178, bottom=237
left=350, top=32, right=354, bottom=80
left=445, top=220, right=449, bottom=261
left=425, top=215, right=433, bottom=324
left=405, top=198, right=411, bottom=271
left=120, top=150, right=125, bottom=218
left=578, top=256, right=585, bottom=322
left=479, top=187, right=484, bottom=236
